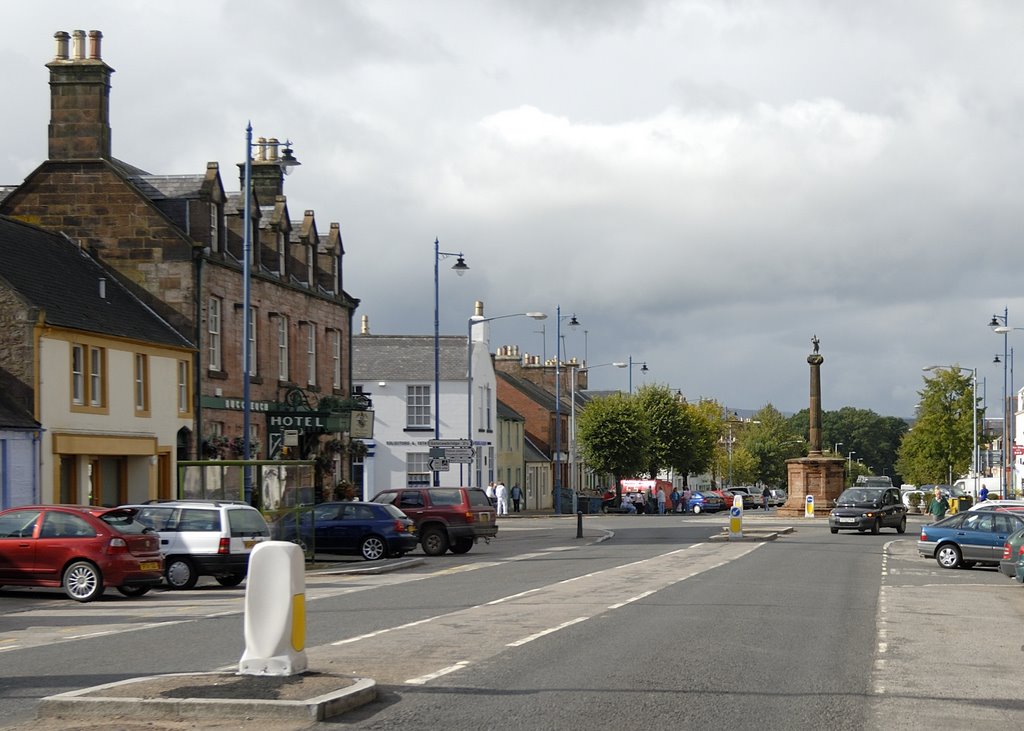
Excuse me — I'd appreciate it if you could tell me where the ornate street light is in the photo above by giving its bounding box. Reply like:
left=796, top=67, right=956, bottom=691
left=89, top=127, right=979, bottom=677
left=433, top=238, right=469, bottom=486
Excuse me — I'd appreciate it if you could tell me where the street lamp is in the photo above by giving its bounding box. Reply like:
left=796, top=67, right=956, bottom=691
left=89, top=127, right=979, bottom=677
left=241, top=124, right=299, bottom=503
left=627, top=355, right=649, bottom=394
left=554, top=307, right=580, bottom=513
left=570, top=361, right=627, bottom=490
left=466, top=310, right=547, bottom=487
left=990, top=311, right=1023, bottom=497
left=923, top=364, right=978, bottom=496
left=433, top=238, right=469, bottom=486
left=833, top=442, right=843, bottom=454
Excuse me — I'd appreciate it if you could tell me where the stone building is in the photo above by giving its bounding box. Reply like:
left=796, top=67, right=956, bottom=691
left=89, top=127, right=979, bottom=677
left=0, top=30, right=359, bottom=496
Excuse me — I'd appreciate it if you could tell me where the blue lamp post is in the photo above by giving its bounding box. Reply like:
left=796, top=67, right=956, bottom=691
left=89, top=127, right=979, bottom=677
left=554, top=306, right=580, bottom=513
left=241, top=123, right=299, bottom=503
left=990, top=310, right=1022, bottom=497
left=466, top=310, right=547, bottom=486
left=627, top=355, right=649, bottom=394
left=433, top=238, right=469, bottom=486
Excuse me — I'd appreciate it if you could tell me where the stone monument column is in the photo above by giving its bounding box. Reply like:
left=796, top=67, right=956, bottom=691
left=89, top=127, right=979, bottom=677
left=777, top=335, right=845, bottom=516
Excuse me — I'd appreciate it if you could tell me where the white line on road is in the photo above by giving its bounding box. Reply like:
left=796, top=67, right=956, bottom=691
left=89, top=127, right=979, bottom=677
left=332, top=614, right=440, bottom=645
left=405, top=660, right=471, bottom=685
left=607, top=589, right=656, bottom=609
left=506, top=617, right=589, bottom=647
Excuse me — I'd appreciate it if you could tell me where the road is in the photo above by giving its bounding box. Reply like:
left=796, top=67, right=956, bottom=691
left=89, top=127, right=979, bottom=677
left=1, top=513, right=1022, bottom=730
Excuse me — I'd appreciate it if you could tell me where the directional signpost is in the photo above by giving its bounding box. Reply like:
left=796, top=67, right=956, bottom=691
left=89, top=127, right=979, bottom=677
left=428, top=439, right=473, bottom=464
left=429, top=457, right=450, bottom=472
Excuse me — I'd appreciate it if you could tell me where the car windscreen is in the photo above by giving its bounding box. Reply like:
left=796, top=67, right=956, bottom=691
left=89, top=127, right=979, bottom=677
left=227, top=508, right=270, bottom=537
left=100, top=509, right=151, bottom=534
left=837, top=489, right=883, bottom=503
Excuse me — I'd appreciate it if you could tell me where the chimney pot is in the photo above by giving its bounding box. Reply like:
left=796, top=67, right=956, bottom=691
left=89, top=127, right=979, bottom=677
left=267, top=138, right=279, bottom=161
left=474, top=300, right=484, bottom=317
left=87, top=30, right=102, bottom=60
left=54, top=31, right=70, bottom=60
left=360, top=315, right=369, bottom=335
left=71, top=30, right=86, bottom=60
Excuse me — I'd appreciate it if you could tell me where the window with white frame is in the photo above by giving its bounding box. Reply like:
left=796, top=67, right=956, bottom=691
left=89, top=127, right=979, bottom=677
left=177, top=360, right=190, bottom=413
left=306, top=243, right=314, bottom=286
left=71, top=344, right=85, bottom=405
left=305, top=322, right=316, bottom=386
left=406, top=385, right=431, bottom=428
left=485, top=384, right=492, bottom=431
left=330, top=329, right=341, bottom=390
left=407, top=453, right=430, bottom=487
left=247, top=307, right=258, bottom=376
left=208, top=296, right=222, bottom=371
left=209, top=202, right=220, bottom=251
left=277, top=231, right=286, bottom=275
left=134, top=353, right=149, bottom=413
left=89, top=346, right=104, bottom=406
left=277, top=315, right=289, bottom=382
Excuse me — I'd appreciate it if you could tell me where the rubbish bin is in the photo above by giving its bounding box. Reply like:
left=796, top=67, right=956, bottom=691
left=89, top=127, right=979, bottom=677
left=954, top=495, right=973, bottom=513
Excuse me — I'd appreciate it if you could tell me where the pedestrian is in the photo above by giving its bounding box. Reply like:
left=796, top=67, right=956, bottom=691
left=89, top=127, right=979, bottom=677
left=510, top=483, right=523, bottom=512
left=670, top=487, right=680, bottom=513
left=495, top=481, right=509, bottom=516
left=979, top=485, right=989, bottom=502
left=928, top=487, right=949, bottom=521
left=632, top=492, right=645, bottom=514
left=485, top=481, right=496, bottom=507
left=657, top=486, right=666, bottom=515
left=621, top=493, right=636, bottom=514
left=762, top=485, right=771, bottom=512
left=682, top=487, right=692, bottom=514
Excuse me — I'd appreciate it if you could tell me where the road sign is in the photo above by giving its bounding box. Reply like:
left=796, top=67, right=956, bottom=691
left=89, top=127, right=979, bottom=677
left=429, top=457, right=450, bottom=471
left=442, top=448, right=474, bottom=460
left=427, top=439, right=472, bottom=448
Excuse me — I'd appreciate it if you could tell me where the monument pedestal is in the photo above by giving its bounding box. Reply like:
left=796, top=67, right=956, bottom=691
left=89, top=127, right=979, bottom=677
left=778, top=455, right=846, bottom=517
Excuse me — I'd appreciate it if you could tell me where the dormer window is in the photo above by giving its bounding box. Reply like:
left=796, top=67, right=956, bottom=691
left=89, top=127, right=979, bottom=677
left=306, top=242, right=314, bottom=286
left=277, top=230, right=286, bottom=276
left=209, top=203, right=220, bottom=251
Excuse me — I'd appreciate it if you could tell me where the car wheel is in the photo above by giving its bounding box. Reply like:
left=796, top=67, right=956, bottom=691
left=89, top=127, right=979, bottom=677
left=361, top=535, right=386, bottom=561
left=871, top=518, right=881, bottom=535
left=450, top=537, right=474, bottom=554
left=116, top=585, right=151, bottom=597
left=692, top=505, right=702, bottom=515
left=896, top=516, right=907, bottom=534
left=830, top=527, right=839, bottom=534
left=421, top=527, right=449, bottom=556
left=215, top=574, right=245, bottom=587
left=63, top=561, right=103, bottom=602
left=166, top=557, right=198, bottom=590
left=936, top=543, right=962, bottom=569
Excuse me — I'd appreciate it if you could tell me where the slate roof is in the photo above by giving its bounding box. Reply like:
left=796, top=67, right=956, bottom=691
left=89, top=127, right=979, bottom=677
left=352, top=335, right=469, bottom=381
left=127, top=174, right=206, bottom=200
left=0, top=388, right=38, bottom=429
left=497, top=400, right=524, bottom=422
left=523, top=435, right=549, bottom=462
left=0, top=216, right=194, bottom=348
left=0, top=186, right=17, bottom=206
left=496, top=371, right=563, bottom=411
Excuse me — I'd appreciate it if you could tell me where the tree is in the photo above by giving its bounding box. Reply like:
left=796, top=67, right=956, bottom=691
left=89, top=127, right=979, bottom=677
left=736, top=404, right=805, bottom=486
left=576, top=393, right=651, bottom=499
left=683, top=399, right=722, bottom=481
left=788, top=406, right=909, bottom=483
left=896, top=367, right=977, bottom=484
left=634, top=385, right=699, bottom=480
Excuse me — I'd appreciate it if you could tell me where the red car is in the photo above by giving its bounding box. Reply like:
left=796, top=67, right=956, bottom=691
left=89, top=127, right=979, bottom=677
left=0, top=505, right=163, bottom=602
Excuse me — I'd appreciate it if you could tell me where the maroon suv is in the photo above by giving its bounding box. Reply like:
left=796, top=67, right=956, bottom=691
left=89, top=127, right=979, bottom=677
left=370, top=487, right=498, bottom=556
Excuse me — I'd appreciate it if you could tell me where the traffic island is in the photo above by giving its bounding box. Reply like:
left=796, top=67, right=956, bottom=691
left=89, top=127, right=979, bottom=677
left=37, top=671, right=377, bottom=723
left=708, top=526, right=794, bottom=541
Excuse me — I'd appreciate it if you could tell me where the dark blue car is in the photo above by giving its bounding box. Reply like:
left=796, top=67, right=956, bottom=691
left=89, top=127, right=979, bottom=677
left=917, top=509, right=1024, bottom=569
left=276, top=501, right=418, bottom=560
left=689, top=491, right=725, bottom=514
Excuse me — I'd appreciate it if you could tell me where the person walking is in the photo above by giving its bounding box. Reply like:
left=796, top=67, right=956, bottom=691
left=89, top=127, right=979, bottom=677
left=929, top=487, right=949, bottom=521
left=510, top=483, right=523, bottom=512
left=657, top=486, right=666, bottom=515
left=762, top=485, right=771, bottom=512
left=681, top=487, right=692, bottom=514
left=495, top=481, right=509, bottom=516
left=670, top=487, right=680, bottom=513
left=979, top=484, right=989, bottom=503
left=485, top=481, right=496, bottom=507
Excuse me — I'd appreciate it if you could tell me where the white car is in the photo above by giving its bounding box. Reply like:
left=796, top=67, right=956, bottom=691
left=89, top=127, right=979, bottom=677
left=122, top=500, right=270, bottom=589
left=968, top=499, right=1024, bottom=512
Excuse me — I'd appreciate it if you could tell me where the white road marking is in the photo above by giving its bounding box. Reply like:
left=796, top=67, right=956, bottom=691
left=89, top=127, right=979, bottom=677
left=506, top=617, right=589, bottom=647
left=607, top=589, right=656, bottom=609
left=405, top=661, right=471, bottom=685
left=332, top=615, right=440, bottom=645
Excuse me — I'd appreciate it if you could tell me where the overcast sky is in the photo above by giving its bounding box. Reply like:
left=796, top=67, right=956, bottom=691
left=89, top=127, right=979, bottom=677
left=5, top=1, right=1023, bottom=420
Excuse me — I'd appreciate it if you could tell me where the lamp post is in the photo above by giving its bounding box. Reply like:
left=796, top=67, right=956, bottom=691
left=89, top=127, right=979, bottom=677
left=833, top=442, right=843, bottom=454
left=466, top=310, right=547, bottom=487
left=923, top=364, right=978, bottom=497
left=554, top=307, right=580, bottom=513
left=571, top=361, right=627, bottom=491
left=241, top=124, right=299, bottom=504
left=433, top=238, right=469, bottom=486
left=627, top=355, right=649, bottom=394
left=990, top=311, right=1022, bottom=497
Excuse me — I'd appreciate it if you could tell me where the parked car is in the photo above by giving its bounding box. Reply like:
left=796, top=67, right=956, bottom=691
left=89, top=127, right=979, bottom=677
left=828, top=486, right=908, bottom=534
left=726, top=487, right=759, bottom=510
left=688, top=490, right=726, bottom=514
left=274, top=501, right=418, bottom=560
left=123, top=500, right=270, bottom=590
left=917, top=510, right=1024, bottom=569
left=969, top=500, right=1024, bottom=512
left=370, top=487, right=498, bottom=556
left=999, top=527, right=1024, bottom=578
left=769, top=488, right=788, bottom=507
left=0, top=504, right=163, bottom=602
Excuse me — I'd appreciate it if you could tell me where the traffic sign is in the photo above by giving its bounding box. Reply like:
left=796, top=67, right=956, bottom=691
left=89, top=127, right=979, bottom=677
left=442, top=448, right=474, bottom=460
left=429, top=457, right=450, bottom=471
left=427, top=439, right=471, bottom=448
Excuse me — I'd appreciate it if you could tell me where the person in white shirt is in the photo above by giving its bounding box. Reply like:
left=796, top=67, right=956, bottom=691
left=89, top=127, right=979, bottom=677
left=495, top=481, right=509, bottom=515
left=485, top=481, right=496, bottom=506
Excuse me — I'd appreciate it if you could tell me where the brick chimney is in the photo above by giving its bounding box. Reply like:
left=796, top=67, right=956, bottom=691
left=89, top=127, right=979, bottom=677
left=46, top=30, right=114, bottom=161
left=239, top=137, right=288, bottom=204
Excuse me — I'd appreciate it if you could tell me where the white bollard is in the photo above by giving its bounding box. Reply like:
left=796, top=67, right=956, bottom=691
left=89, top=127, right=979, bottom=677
left=805, top=494, right=815, bottom=518
left=239, top=540, right=308, bottom=676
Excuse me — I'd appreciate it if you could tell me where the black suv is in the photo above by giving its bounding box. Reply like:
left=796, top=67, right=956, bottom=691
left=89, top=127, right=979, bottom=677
left=370, top=487, right=498, bottom=556
left=828, top=487, right=907, bottom=535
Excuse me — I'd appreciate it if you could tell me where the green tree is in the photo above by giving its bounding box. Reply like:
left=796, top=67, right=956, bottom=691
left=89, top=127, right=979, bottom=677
left=788, top=406, right=909, bottom=483
left=896, top=367, right=977, bottom=484
left=683, top=399, right=722, bottom=481
left=576, top=393, right=651, bottom=499
left=634, top=385, right=699, bottom=479
left=737, top=404, right=805, bottom=486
